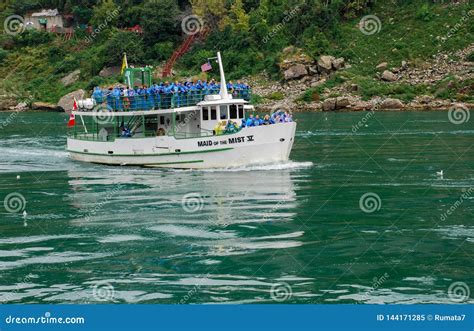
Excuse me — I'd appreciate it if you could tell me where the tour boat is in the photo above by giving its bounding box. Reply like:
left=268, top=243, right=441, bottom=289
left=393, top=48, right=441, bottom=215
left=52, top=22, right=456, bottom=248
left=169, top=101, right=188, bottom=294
left=66, top=52, right=296, bottom=169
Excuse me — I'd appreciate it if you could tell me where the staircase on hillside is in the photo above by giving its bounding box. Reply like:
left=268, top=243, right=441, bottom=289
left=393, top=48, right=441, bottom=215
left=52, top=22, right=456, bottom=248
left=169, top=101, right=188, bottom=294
left=161, top=27, right=211, bottom=78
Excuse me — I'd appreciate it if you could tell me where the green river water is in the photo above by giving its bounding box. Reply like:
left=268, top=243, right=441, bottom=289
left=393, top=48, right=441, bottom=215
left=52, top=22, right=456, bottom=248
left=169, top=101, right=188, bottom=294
left=0, top=110, right=472, bottom=304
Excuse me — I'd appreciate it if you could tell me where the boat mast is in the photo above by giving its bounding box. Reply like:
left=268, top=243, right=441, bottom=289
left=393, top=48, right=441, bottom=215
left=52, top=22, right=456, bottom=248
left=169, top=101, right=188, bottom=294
left=217, top=52, right=229, bottom=100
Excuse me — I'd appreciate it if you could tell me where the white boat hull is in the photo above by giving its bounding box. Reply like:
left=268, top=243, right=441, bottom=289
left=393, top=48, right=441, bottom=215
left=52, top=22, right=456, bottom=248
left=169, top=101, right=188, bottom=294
left=67, top=123, right=297, bottom=169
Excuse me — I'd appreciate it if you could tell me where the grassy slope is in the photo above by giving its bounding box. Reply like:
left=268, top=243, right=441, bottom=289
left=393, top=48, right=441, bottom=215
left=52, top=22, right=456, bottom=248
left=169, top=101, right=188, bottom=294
left=0, top=1, right=472, bottom=104
left=0, top=37, right=117, bottom=103
left=300, top=1, right=473, bottom=103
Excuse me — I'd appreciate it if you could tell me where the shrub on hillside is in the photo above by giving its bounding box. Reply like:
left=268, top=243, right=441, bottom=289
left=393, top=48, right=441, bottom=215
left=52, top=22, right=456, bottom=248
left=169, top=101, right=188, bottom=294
left=0, top=49, right=8, bottom=63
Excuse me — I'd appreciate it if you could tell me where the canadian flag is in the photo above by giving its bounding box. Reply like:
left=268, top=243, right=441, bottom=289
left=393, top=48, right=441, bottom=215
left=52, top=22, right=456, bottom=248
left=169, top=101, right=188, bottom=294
left=67, top=97, right=77, bottom=127
left=67, top=113, right=75, bottom=127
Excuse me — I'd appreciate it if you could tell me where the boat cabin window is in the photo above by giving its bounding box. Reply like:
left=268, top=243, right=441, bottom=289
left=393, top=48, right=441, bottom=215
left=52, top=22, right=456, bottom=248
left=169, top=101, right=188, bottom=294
left=159, top=116, right=165, bottom=125
left=229, top=105, right=238, bottom=119
left=203, top=107, right=209, bottom=121
left=238, top=105, right=244, bottom=118
left=219, top=105, right=228, bottom=120
left=210, top=106, right=217, bottom=120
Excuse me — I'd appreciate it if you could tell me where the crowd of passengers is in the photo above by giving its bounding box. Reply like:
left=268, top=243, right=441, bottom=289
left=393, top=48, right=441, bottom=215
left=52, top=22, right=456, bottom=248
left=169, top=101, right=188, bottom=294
left=216, top=111, right=294, bottom=135
left=91, top=79, right=251, bottom=110
left=118, top=111, right=293, bottom=137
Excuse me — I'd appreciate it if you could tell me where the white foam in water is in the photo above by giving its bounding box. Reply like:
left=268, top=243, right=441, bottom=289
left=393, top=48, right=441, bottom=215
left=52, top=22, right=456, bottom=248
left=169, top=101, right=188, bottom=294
left=198, top=161, right=313, bottom=173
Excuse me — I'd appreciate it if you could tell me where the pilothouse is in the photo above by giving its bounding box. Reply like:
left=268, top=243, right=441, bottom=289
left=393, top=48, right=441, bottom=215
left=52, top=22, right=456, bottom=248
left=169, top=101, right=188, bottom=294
left=66, top=52, right=296, bottom=168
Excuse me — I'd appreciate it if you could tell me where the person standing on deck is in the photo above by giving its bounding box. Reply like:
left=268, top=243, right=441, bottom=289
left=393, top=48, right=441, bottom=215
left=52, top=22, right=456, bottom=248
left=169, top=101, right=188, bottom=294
left=92, top=86, right=104, bottom=104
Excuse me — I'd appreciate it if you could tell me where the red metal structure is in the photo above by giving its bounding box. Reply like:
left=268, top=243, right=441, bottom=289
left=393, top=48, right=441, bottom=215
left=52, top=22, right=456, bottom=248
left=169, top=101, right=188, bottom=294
left=123, top=25, right=143, bottom=34
left=161, top=27, right=210, bottom=77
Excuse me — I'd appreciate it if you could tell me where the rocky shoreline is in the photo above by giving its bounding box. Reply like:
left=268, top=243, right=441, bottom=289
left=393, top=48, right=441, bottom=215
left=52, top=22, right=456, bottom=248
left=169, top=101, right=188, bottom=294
left=248, top=45, right=473, bottom=113
left=1, top=45, right=472, bottom=113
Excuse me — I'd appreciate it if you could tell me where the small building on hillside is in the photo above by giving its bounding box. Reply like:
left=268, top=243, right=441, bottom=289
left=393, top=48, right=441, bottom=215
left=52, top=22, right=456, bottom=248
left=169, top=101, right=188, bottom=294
left=25, top=9, right=64, bottom=31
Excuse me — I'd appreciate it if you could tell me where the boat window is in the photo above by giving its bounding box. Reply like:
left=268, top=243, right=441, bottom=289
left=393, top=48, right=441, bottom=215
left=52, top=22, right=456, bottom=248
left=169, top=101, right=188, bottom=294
left=229, top=105, right=238, bottom=119
left=238, top=105, right=244, bottom=119
left=210, top=106, right=217, bottom=120
left=203, top=107, right=209, bottom=121
left=160, top=116, right=165, bottom=125
left=219, top=105, right=228, bottom=120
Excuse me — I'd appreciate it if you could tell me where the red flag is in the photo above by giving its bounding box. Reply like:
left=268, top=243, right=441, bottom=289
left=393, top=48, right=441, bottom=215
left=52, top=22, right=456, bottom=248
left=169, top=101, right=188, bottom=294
left=73, top=97, right=78, bottom=110
left=67, top=113, right=75, bottom=127
left=201, top=62, right=212, bottom=72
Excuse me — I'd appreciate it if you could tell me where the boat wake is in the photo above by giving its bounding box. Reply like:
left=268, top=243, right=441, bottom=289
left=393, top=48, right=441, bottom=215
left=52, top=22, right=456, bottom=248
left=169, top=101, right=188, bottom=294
left=198, top=161, right=313, bottom=172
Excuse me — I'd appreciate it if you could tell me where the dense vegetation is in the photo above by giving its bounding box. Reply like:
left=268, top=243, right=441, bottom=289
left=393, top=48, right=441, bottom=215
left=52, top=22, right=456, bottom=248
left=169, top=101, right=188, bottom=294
left=0, top=0, right=472, bottom=103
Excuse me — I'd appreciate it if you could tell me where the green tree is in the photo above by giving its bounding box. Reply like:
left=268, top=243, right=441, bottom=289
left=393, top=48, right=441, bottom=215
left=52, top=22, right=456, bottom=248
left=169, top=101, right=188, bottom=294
left=90, top=0, right=120, bottom=28
left=141, top=0, right=181, bottom=44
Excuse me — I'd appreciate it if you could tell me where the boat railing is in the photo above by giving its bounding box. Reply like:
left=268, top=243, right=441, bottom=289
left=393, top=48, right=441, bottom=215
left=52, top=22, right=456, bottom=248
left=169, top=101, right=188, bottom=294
left=172, top=128, right=215, bottom=139
left=87, top=89, right=251, bottom=112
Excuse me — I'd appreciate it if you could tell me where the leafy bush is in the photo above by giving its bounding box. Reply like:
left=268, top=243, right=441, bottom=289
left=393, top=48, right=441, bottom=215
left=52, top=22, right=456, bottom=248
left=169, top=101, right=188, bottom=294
left=104, top=30, right=145, bottom=65
left=0, top=49, right=8, bottom=63
left=467, top=52, right=474, bottom=62
left=266, top=91, right=284, bottom=100
left=14, top=30, right=53, bottom=47
left=416, top=4, right=434, bottom=22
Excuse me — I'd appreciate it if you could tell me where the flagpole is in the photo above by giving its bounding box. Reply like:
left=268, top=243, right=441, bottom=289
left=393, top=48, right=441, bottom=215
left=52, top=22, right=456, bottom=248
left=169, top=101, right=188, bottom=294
left=79, top=115, right=88, bottom=133
left=123, top=52, right=131, bottom=89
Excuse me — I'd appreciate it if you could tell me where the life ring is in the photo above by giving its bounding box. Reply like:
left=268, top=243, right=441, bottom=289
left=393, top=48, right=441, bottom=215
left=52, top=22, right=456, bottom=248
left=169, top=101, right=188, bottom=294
left=123, top=97, right=130, bottom=110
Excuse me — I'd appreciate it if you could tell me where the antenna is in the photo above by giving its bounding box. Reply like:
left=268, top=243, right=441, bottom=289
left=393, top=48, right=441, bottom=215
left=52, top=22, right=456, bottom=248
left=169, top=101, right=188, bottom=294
left=217, top=52, right=229, bottom=100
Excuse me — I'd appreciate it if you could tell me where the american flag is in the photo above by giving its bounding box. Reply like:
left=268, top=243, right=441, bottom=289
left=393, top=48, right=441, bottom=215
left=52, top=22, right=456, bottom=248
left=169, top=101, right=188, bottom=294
left=201, top=62, right=212, bottom=72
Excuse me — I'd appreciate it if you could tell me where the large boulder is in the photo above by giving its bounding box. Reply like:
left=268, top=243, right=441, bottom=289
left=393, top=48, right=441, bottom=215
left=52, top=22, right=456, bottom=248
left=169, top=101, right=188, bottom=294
left=350, top=101, right=373, bottom=111
left=284, top=64, right=308, bottom=80
left=61, top=69, right=81, bottom=86
left=380, top=98, right=404, bottom=109
left=322, top=98, right=337, bottom=111
left=381, top=70, right=398, bottom=82
left=99, top=66, right=121, bottom=78
left=318, top=55, right=335, bottom=73
left=32, top=102, right=60, bottom=112
left=332, top=58, right=345, bottom=70
left=335, top=97, right=350, bottom=109
left=58, top=89, right=85, bottom=113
